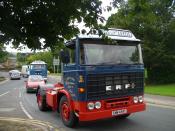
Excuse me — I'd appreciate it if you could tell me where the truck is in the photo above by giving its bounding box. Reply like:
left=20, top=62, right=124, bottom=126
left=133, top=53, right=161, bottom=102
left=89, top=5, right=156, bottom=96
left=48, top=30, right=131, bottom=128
left=36, top=28, right=146, bottom=127
left=29, top=60, right=47, bottom=81
left=21, top=65, right=30, bottom=78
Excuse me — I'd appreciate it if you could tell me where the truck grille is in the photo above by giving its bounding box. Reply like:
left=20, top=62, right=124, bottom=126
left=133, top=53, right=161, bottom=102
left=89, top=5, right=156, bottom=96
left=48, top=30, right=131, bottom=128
left=87, top=72, right=144, bottom=100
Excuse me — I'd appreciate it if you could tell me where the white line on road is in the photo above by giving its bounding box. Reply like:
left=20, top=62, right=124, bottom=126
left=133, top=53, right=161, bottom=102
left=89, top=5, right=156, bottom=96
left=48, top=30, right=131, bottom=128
left=19, top=101, right=33, bottom=119
left=19, top=89, right=21, bottom=98
left=0, top=91, right=9, bottom=97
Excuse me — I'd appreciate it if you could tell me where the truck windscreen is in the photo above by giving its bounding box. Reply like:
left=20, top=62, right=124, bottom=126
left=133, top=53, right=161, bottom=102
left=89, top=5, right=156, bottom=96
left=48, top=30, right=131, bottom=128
left=82, top=43, right=141, bottom=65
left=31, top=64, right=46, bottom=69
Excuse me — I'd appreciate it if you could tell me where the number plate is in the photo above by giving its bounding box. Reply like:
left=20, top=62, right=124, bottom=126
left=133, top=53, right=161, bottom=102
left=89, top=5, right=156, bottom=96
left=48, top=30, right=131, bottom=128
left=112, top=109, right=127, bottom=116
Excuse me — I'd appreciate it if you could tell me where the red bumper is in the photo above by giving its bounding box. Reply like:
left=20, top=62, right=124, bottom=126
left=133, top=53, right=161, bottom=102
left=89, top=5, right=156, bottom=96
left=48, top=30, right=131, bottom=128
left=78, top=103, right=146, bottom=121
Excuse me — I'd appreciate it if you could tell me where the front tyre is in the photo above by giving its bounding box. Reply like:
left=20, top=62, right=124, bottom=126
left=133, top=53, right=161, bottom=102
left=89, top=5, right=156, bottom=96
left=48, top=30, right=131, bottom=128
left=59, top=96, right=78, bottom=127
left=37, top=88, right=48, bottom=111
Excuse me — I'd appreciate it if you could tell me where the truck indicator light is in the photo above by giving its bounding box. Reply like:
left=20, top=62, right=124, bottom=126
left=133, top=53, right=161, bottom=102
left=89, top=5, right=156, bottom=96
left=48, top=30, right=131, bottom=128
left=78, top=88, right=85, bottom=93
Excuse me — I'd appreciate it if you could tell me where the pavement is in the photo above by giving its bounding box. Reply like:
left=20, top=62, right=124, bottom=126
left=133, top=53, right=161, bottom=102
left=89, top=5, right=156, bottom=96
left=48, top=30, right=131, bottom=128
left=0, top=117, right=59, bottom=131
left=144, top=94, right=175, bottom=108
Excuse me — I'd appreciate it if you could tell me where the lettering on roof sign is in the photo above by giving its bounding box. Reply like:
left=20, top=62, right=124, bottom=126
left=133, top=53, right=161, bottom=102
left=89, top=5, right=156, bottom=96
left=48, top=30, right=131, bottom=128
left=104, top=30, right=132, bottom=38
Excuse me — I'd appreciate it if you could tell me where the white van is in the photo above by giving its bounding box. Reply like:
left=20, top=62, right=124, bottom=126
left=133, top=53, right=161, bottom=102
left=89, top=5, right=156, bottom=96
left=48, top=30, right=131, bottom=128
left=21, top=65, right=30, bottom=77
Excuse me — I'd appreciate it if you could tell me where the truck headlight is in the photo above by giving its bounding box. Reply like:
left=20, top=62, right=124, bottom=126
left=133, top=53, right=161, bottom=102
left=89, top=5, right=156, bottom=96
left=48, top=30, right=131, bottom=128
left=87, top=102, right=94, bottom=110
left=138, top=96, right=143, bottom=103
left=95, top=102, right=101, bottom=109
left=133, top=96, right=138, bottom=103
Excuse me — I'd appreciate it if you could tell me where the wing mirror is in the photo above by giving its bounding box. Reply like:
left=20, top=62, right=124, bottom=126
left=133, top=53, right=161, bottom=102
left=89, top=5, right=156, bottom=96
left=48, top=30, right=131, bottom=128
left=59, top=49, right=70, bottom=64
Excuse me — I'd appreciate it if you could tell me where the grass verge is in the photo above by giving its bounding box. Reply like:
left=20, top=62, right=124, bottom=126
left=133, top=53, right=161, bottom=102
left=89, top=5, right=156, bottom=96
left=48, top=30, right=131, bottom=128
left=0, top=77, right=6, bottom=82
left=49, top=73, right=62, bottom=76
left=0, top=120, right=43, bottom=131
left=145, top=84, right=175, bottom=97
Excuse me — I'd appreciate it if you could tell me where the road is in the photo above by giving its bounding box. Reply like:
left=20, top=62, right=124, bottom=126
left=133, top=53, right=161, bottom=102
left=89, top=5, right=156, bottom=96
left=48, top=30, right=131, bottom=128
left=0, top=71, right=175, bottom=131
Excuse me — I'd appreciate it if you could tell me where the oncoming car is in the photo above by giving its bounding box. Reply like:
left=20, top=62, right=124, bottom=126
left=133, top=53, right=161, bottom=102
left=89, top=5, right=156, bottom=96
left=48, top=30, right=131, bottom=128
left=9, top=70, right=21, bottom=80
left=25, top=75, right=45, bottom=93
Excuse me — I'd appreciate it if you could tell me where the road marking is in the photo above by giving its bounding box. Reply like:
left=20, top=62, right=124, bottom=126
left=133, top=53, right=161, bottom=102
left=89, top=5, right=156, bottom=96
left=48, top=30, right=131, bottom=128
left=19, top=89, right=21, bottom=98
left=0, top=91, right=9, bottom=97
left=19, top=101, right=33, bottom=119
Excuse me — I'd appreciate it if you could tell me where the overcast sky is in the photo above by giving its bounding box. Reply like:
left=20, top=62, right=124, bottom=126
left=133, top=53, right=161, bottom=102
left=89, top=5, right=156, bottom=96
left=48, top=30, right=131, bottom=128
left=5, top=0, right=118, bottom=53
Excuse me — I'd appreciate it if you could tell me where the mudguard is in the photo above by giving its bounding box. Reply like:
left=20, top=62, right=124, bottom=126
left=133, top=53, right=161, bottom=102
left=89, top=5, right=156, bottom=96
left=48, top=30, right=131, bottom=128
left=36, top=84, right=55, bottom=96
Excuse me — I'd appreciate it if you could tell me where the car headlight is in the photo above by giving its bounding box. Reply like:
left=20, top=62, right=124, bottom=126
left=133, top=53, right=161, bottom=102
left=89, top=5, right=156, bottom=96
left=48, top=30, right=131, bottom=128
left=87, top=102, right=94, bottom=110
left=95, top=102, right=101, bottom=109
left=133, top=96, right=138, bottom=103
left=138, top=96, right=143, bottom=103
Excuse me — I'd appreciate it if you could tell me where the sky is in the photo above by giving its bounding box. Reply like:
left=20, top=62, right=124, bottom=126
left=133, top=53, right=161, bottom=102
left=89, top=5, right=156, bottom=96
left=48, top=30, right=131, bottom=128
left=5, top=0, right=118, bottom=53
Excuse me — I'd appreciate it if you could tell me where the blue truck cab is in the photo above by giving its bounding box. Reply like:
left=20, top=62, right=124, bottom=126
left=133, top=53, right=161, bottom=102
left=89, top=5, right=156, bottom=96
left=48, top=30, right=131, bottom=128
left=48, top=28, right=145, bottom=127
left=29, top=60, right=47, bottom=81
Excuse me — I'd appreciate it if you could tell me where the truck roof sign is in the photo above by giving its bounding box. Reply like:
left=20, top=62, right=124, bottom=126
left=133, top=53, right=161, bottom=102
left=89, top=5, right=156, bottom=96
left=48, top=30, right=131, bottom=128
left=78, top=28, right=140, bottom=41
left=103, top=29, right=132, bottom=37
left=30, top=60, right=46, bottom=65
left=65, top=28, right=140, bottom=47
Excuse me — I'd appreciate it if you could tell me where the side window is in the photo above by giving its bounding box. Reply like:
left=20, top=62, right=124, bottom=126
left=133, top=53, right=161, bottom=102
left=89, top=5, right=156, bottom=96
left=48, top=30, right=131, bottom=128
left=80, top=47, right=85, bottom=64
left=69, top=48, right=75, bottom=64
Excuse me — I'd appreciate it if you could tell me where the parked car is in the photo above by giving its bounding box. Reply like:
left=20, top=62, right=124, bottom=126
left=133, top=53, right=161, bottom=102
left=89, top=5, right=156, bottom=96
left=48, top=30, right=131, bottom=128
left=9, top=70, right=21, bottom=80
left=25, top=75, right=45, bottom=93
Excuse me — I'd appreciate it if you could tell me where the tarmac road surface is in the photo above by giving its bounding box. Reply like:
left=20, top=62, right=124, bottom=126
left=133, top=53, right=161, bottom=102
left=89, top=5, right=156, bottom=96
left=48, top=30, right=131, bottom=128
left=0, top=72, right=175, bottom=131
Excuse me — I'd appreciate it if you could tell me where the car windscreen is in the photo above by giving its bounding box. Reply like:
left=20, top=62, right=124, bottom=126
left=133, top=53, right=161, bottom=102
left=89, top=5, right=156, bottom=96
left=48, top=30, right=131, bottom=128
left=29, top=76, right=44, bottom=82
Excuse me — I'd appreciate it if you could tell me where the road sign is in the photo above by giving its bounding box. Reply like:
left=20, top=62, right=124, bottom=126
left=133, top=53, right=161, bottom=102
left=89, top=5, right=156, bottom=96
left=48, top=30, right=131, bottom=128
left=53, top=59, right=59, bottom=65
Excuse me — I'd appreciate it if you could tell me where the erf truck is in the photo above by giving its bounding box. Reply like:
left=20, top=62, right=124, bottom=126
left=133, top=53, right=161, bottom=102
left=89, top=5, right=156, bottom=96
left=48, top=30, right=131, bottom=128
left=29, top=60, right=47, bottom=81
left=36, top=28, right=146, bottom=127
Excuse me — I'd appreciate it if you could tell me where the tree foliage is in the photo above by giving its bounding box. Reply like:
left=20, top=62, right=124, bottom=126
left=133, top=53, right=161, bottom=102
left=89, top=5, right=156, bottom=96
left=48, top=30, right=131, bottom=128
left=0, top=44, right=8, bottom=63
left=27, top=51, right=53, bottom=71
left=17, top=52, right=32, bottom=64
left=106, top=0, right=175, bottom=84
left=0, top=0, right=101, bottom=49
left=0, top=0, right=123, bottom=50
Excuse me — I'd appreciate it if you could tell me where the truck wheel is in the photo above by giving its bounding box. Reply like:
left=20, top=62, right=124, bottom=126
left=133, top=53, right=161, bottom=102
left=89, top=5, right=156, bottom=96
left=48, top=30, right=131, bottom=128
left=59, top=96, right=78, bottom=127
left=117, top=114, right=130, bottom=119
left=37, top=88, right=47, bottom=111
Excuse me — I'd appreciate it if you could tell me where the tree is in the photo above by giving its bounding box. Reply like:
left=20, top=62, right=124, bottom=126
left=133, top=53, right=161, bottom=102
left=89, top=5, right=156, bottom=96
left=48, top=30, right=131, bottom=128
left=17, top=52, right=33, bottom=65
left=106, top=0, right=175, bottom=84
left=27, top=51, right=53, bottom=71
left=0, top=0, right=123, bottom=50
left=0, top=0, right=113, bottom=50
left=0, top=44, right=8, bottom=63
